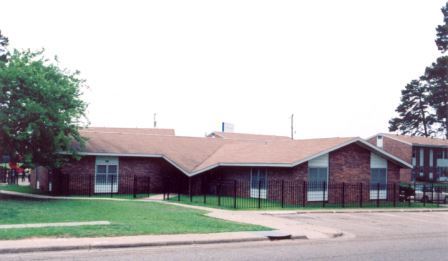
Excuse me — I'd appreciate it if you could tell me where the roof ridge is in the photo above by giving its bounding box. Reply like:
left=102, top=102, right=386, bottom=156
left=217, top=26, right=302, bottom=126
left=188, top=140, right=249, bottom=170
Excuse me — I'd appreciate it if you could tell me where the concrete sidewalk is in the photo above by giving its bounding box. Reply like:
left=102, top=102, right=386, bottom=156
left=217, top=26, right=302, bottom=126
left=0, top=231, right=304, bottom=254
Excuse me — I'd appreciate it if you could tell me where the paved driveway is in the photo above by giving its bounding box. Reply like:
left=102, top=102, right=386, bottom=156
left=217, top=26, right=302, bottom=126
left=274, top=211, right=448, bottom=239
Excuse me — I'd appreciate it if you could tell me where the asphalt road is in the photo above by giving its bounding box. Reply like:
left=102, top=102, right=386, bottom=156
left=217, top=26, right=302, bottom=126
left=3, top=212, right=448, bottom=261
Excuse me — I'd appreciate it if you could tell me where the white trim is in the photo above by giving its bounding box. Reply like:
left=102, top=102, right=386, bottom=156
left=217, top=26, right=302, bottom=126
left=369, top=152, right=388, bottom=200
left=250, top=168, right=267, bottom=199
left=307, top=157, right=329, bottom=201
left=94, top=156, right=119, bottom=193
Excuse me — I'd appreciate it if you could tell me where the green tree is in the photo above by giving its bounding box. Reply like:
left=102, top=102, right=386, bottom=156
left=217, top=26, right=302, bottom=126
left=425, top=56, right=448, bottom=138
left=0, top=30, right=9, bottom=62
left=436, top=2, right=448, bottom=52
left=0, top=50, right=88, bottom=167
left=389, top=80, right=435, bottom=137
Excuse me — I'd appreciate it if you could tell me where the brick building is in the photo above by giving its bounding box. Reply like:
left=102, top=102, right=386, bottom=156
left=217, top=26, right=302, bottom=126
left=48, top=127, right=412, bottom=204
left=367, top=133, right=448, bottom=182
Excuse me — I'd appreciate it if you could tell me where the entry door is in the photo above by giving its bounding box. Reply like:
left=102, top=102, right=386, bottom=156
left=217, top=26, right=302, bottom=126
left=95, top=157, right=119, bottom=193
left=250, top=168, right=267, bottom=199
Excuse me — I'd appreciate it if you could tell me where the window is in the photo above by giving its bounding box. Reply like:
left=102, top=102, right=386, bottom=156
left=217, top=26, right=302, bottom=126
left=376, top=135, right=383, bottom=148
left=370, top=168, right=387, bottom=199
left=370, top=153, right=387, bottom=200
left=308, top=168, right=328, bottom=190
left=307, top=154, right=329, bottom=201
left=250, top=168, right=267, bottom=198
left=430, top=149, right=433, bottom=167
left=95, top=157, right=119, bottom=193
left=412, top=150, right=416, bottom=166
left=419, top=148, right=424, bottom=167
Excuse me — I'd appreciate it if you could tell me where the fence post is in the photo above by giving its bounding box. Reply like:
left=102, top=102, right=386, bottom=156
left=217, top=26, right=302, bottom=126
left=342, top=182, right=345, bottom=208
left=189, top=178, right=192, bottom=202
left=423, top=184, right=426, bottom=207
left=148, top=176, right=151, bottom=197
left=436, top=184, right=440, bottom=208
left=177, top=182, right=180, bottom=202
left=408, top=183, right=412, bottom=207
left=431, top=182, right=434, bottom=205
left=393, top=183, right=396, bottom=207
left=258, top=179, right=262, bottom=209
left=322, top=182, right=326, bottom=208
left=302, top=181, right=306, bottom=208
left=281, top=180, right=285, bottom=208
left=218, top=182, right=221, bottom=206
left=89, top=174, right=92, bottom=197
left=110, top=176, right=114, bottom=198
left=359, top=183, right=363, bottom=208
left=133, top=175, right=137, bottom=199
left=66, top=174, right=70, bottom=196
left=203, top=178, right=207, bottom=204
left=376, top=183, right=380, bottom=208
left=233, top=180, right=237, bottom=209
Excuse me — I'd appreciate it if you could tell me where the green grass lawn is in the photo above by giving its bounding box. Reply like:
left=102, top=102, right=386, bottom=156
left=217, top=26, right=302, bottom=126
left=0, top=184, right=43, bottom=194
left=168, top=194, right=439, bottom=210
left=0, top=195, right=268, bottom=240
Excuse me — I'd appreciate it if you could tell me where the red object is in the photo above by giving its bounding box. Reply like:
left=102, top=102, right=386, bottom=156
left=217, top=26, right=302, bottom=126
left=16, top=168, right=24, bottom=174
left=8, top=162, right=18, bottom=169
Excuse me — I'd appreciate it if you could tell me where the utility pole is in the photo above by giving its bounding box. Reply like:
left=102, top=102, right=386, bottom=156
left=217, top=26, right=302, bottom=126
left=153, top=113, right=157, bottom=128
left=290, top=114, right=294, bottom=140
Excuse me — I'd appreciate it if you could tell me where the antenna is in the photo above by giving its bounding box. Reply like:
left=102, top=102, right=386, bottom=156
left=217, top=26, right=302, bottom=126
left=153, top=113, right=157, bottom=128
left=290, top=114, right=294, bottom=140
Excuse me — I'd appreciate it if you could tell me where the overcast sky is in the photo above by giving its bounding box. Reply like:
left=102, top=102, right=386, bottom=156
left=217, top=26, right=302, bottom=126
left=1, top=0, right=446, bottom=139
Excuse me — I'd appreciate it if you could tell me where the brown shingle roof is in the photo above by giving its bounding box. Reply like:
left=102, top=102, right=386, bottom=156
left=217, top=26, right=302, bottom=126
left=382, top=133, right=448, bottom=147
left=208, top=131, right=290, bottom=141
left=77, top=129, right=412, bottom=175
left=81, top=127, right=175, bottom=136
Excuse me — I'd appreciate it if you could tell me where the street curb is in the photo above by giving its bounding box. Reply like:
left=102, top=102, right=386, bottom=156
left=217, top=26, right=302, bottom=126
left=0, top=235, right=309, bottom=254
left=261, top=208, right=448, bottom=215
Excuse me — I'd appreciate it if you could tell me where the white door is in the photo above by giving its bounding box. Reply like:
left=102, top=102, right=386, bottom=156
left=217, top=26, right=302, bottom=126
left=95, top=157, right=119, bottom=193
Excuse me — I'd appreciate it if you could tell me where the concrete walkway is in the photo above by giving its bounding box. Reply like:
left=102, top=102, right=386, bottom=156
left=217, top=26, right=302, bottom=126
left=146, top=199, right=342, bottom=240
left=0, top=221, right=110, bottom=229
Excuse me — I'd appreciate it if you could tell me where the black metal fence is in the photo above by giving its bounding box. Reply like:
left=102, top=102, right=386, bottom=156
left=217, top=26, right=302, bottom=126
left=164, top=180, right=448, bottom=209
left=0, top=168, right=27, bottom=184
left=50, top=174, right=152, bottom=199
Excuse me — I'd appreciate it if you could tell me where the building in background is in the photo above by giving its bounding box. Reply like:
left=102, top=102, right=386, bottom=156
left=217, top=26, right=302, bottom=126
left=367, top=134, right=448, bottom=182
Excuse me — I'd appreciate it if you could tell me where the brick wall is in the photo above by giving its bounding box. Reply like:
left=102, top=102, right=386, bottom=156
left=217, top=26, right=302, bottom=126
left=59, top=156, right=185, bottom=195
left=367, top=135, right=412, bottom=182
left=196, top=143, right=403, bottom=205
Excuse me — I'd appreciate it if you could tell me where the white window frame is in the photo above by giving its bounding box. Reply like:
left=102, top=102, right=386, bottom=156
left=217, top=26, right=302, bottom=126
left=250, top=168, right=267, bottom=199
left=370, top=153, right=387, bottom=200
left=307, top=154, right=329, bottom=201
left=95, top=156, right=119, bottom=193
